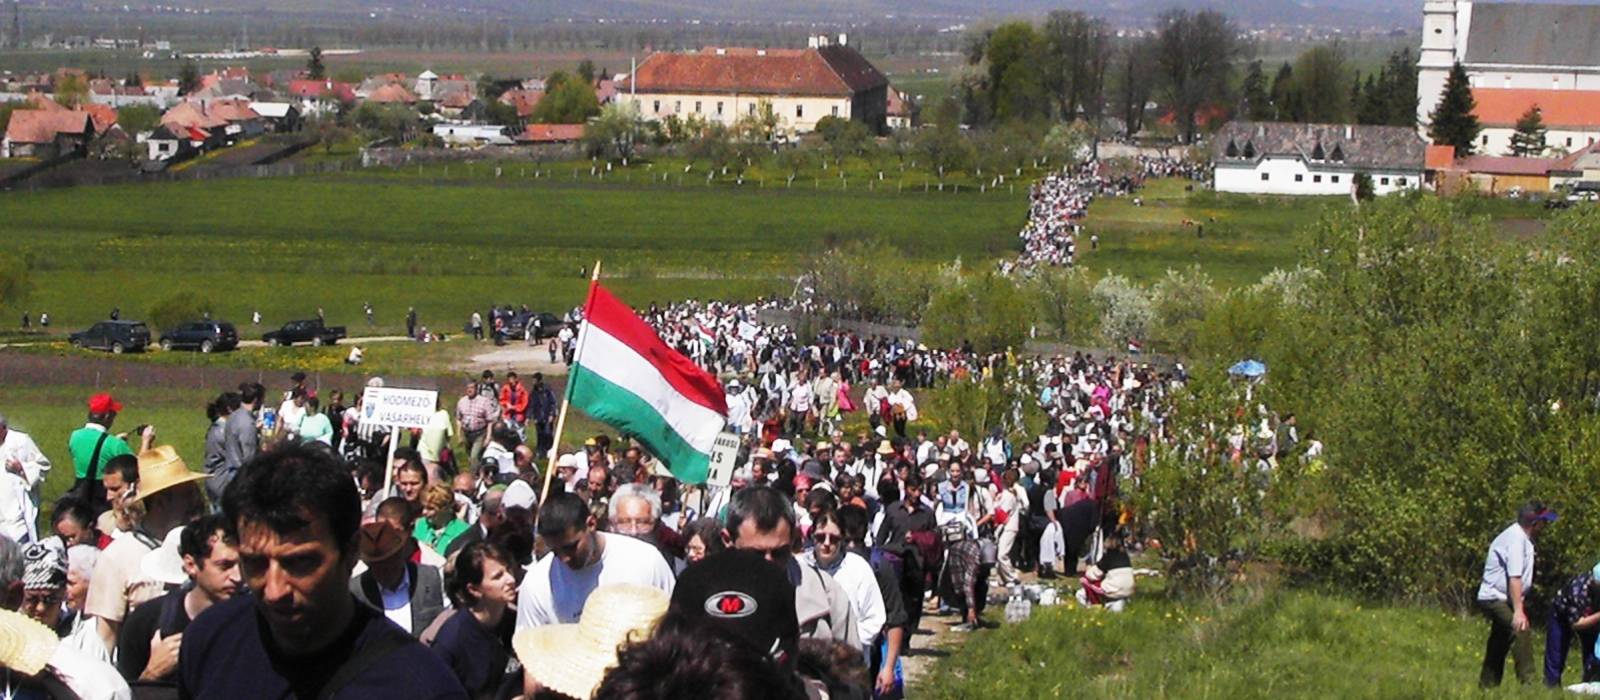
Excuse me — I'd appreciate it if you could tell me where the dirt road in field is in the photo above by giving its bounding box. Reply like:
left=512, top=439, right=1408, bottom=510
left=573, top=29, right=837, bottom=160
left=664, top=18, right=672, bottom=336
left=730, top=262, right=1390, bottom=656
left=459, top=344, right=567, bottom=376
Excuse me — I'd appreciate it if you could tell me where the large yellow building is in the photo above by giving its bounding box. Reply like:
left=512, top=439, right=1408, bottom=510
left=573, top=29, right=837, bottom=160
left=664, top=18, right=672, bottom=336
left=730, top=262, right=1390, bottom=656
left=624, top=35, right=889, bottom=137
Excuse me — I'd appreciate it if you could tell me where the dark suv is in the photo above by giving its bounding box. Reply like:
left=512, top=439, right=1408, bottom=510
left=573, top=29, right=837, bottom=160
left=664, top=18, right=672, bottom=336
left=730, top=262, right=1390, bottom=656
left=159, top=320, right=238, bottom=353
left=69, top=320, right=152, bottom=354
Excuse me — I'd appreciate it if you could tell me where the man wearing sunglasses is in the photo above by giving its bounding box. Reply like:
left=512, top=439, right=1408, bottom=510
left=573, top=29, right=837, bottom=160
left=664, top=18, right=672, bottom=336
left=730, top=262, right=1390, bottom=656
left=727, top=486, right=859, bottom=647
left=514, top=491, right=674, bottom=630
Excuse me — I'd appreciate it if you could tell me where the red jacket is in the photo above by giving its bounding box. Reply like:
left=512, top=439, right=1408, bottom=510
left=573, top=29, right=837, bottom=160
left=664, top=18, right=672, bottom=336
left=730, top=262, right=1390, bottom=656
left=500, top=383, right=529, bottom=422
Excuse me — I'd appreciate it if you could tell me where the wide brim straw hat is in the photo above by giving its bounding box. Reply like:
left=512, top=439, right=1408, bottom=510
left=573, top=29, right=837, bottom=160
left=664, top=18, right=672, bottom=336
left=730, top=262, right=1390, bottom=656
left=0, top=608, right=58, bottom=675
left=513, top=583, right=669, bottom=699
left=128, top=445, right=210, bottom=504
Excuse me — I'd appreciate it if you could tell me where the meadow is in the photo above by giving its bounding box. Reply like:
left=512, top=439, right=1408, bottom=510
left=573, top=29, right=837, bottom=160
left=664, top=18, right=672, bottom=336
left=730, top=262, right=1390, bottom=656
left=920, top=579, right=1562, bottom=699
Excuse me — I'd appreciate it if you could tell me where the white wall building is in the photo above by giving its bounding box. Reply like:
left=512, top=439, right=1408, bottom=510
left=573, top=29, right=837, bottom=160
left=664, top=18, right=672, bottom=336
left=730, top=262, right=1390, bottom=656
left=623, top=36, right=889, bottom=136
left=1418, top=1, right=1600, bottom=129
left=1212, top=122, right=1426, bottom=197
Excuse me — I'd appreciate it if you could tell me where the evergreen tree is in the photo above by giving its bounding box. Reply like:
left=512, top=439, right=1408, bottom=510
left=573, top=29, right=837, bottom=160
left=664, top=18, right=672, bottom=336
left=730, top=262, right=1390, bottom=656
left=177, top=62, right=200, bottom=96
left=1428, top=62, right=1481, bottom=155
left=1270, top=62, right=1296, bottom=121
left=1357, top=72, right=1385, bottom=125
left=1241, top=60, right=1273, bottom=120
left=1510, top=105, right=1548, bottom=156
left=1349, top=70, right=1363, bottom=119
left=307, top=46, right=326, bottom=80
left=1383, top=48, right=1418, bottom=127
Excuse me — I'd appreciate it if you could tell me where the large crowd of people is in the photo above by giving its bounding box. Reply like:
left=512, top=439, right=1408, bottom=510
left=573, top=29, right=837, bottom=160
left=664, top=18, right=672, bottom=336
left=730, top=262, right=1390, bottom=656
left=1006, top=156, right=1210, bottom=273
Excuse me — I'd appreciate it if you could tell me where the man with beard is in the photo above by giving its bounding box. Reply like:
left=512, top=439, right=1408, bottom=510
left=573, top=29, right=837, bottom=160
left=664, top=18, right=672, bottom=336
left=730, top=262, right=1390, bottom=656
left=116, top=514, right=242, bottom=686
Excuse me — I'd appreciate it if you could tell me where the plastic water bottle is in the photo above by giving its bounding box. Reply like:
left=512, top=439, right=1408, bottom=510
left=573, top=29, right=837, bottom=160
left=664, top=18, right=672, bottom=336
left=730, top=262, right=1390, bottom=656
left=1004, top=594, right=1025, bottom=624
left=1017, top=593, right=1033, bottom=622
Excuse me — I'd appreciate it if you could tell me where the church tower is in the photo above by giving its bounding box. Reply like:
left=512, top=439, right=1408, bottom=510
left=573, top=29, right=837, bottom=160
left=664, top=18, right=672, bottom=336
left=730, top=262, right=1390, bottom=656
left=1417, top=0, right=1472, bottom=130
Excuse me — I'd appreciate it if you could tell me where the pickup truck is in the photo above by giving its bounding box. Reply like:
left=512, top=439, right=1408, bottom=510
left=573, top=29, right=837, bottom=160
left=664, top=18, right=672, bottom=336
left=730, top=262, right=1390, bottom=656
left=262, top=319, right=346, bottom=347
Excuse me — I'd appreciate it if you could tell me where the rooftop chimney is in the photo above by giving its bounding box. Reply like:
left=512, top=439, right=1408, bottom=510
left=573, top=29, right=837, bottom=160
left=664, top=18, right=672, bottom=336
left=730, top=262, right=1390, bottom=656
left=838, top=33, right=847, bottom=47
left=1345, top=124, right=1353, bottom=139
left=808, top=36, right=819, bottom=49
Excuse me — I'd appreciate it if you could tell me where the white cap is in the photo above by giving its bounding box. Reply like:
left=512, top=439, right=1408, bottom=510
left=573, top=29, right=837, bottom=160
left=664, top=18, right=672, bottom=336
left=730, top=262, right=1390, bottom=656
left=771, top=439, right=792, bottom=454
left=556, top=453, right=580, bottom=469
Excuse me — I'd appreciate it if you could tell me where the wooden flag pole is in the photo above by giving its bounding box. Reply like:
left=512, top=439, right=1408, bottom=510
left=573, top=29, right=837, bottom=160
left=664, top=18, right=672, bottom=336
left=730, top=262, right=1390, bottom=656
left=538, top=260, right=602, bottom=512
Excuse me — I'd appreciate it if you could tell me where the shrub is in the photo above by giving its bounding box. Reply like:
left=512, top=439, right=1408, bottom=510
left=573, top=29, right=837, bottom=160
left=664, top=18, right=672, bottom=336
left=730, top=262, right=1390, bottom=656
left=1090, top=273, right=1151, bottom=347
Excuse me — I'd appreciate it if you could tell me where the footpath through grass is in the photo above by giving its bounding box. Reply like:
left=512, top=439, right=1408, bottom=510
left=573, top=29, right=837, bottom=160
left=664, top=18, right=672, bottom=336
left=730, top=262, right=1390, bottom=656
left=920, top=581, right=1556, bottom=699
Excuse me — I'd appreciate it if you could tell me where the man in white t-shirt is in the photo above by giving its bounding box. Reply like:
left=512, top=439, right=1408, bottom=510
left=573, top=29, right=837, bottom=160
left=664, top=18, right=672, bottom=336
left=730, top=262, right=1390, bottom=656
left=515, top=491, right=674, bottom=629
left=1476, top=500, right=1556, bottom=688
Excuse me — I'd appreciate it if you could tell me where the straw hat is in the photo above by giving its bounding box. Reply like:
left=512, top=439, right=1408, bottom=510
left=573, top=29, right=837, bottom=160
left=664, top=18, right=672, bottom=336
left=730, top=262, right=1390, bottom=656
left=0, top=608, right=58, bottom=675
left=513, top=583, right=669, bottom=699
left=127, top=446, right=210, bottom=504
left=875, top=440, right=895, bottom=456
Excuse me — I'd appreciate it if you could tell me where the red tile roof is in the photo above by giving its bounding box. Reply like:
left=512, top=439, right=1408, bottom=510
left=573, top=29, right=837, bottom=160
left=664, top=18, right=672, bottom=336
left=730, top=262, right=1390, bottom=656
left=4, top=110, right=91, bottom=144
left=1472, top=88, right=1600, bottom=128
left=206, top=100, right=261, bottom=123
left=160, top=102, right=229, bottom=130
left=367, top=84, right=418, bottom=104
left=516, top=123, right=585, bottom=143
left=1457, top=155, right=1562, bottom=176
left=1425, top=144, right=1456, bottom=171
left=25, top=93, right=66, bottom=112
left=500, top=89, right=544, bottom=118
left=887, top=88, right=910, bottom=117
left=82, top=103, right=118, bottom=133
left=286, top=80, right=356, bottom=102
left=629, top=45, right=887, bottom=97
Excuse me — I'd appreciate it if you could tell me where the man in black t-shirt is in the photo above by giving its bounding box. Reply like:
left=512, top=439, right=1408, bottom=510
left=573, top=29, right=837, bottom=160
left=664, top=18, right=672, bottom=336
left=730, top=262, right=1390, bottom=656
left=118, top=513, right=240, bottom=686
left=178, top=445, right=465, bottom=700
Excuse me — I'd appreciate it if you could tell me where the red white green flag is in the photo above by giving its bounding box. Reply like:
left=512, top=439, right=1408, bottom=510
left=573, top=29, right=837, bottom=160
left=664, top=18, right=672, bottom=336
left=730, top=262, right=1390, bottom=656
left=569, top=282, right=728, bottom=483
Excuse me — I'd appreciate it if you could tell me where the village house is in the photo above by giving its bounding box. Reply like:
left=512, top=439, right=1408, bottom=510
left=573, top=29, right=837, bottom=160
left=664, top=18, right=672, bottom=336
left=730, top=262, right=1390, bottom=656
left=284, top=79, right=355, bottom=118
left=2, top=109, right=94, bottom=158
left=624, top=34, right=889, bottom=136
left=514, top=123, right=585, bottom=145
left=431, top=122, right=513, bottom=147
left=1211, top=121, right=1427, bottom=196
left=886, top=87, right=913, bottom=130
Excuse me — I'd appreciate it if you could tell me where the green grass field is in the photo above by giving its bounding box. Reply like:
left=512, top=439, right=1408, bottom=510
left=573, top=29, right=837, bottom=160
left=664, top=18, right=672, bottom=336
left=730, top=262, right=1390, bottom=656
left=921, top=580, right=1559, bottom=699
left=0, top=170, right=1024, bottom=334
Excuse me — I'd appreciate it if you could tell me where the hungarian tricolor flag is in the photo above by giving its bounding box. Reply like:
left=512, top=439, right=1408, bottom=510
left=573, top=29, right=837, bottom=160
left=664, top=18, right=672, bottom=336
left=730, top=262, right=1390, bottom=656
left=569, top=282, right=728, bottom=483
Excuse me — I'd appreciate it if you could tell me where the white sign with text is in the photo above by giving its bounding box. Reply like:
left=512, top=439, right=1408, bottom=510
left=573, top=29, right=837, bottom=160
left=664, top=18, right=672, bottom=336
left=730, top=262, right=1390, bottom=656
left=361, top=387, right=439, bottom=429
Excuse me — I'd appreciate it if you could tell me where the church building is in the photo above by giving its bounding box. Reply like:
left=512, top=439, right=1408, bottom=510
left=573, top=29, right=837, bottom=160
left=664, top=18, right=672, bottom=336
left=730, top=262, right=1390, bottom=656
left=1418, top=1, right=1600, bottom=155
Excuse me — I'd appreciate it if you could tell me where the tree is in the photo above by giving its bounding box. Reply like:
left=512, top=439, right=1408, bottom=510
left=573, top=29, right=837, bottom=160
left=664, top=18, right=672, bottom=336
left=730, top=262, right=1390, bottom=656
left=1290, top=44, right=1350, bottom=123
left=1354, top=172, right=1375, bottom=201
left=1154, top=9, right=1241, bottom=143
left=814, top=115, right=872, bottom=160
left=307, top=46, right=326, bottom=80
left=310, top=117, right=352, bottom=154
left=352, top=102, right=420, bottom=142
left=1381, top=48, right=1419, bottom=127
left=1510, top=105, right=1548, bottom=156
left=177, top=62, right=200, bottom=96
left=116, top=104, right=161, bottom=135
left=1240, top=60, right=1273, bottom=120
left=482, top=100, right=521, bottom=128
left=583, top=102, right=644, bottom=161
left=1428, top=62, right=1481, bottom=155
left=529, top=71, right=600, bottom=124
left=1113, top=37, right=1157, bottom=137
left=576, top=59, right=597, bottom=85
left=53, top=73, right=89, bottom=108
left=1041, top=120, right=1094, bottom=167
left=986, top=21, right=1051, bottom=123
left=922, top=272, right=1031, bottom=353
left=915, top=101, right=975, bottom=181
left=1270, top=62, right=1297, bottom=121
left=1042, top=11, right=1113, bottom=122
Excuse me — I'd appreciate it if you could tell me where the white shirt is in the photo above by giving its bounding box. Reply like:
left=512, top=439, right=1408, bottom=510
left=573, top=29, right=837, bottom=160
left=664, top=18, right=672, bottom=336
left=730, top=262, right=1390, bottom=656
left=806, top=550, right=886, bottom=651
left=515, top=532, right=675, bottom=629
left=1479, top=523, right=1535, bottom=603
left=0, top=428, right=50, bottom=493
left=0, top=470, right=33, bottom=543
left=277, top=399, right=306, bottom=437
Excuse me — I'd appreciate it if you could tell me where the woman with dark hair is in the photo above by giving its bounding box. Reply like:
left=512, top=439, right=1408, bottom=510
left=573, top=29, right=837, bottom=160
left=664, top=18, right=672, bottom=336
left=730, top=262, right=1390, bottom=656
left=594, top=626, right=806, bottom=700
left=682, top=517, right=727, bottom=567
left=432, top=541, right=519, bottom=699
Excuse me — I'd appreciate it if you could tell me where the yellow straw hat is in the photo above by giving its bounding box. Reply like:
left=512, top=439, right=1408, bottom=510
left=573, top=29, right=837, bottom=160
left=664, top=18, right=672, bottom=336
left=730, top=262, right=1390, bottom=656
left=128, top=445, right=210, bottom=504
left=0, top=608, right=58, bottom=675
left=513, top=583, right=669, bottom=699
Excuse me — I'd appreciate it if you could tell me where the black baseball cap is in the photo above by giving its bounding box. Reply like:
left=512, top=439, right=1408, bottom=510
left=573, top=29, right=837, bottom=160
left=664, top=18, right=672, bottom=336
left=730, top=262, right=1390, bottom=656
left=670, top=549, right=799, bottom=673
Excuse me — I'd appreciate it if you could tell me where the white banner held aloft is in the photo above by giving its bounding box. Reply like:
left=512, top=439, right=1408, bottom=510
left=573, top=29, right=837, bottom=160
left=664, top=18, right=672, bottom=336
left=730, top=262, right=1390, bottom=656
left=361, top=387, right=439, bottom=429
left=705, top=432, right=741, bottom=488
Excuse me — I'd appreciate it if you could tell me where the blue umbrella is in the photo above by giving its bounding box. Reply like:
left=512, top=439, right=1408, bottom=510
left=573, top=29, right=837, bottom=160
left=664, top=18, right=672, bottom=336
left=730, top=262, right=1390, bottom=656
left=1228, top=359, right=1267, bottom=378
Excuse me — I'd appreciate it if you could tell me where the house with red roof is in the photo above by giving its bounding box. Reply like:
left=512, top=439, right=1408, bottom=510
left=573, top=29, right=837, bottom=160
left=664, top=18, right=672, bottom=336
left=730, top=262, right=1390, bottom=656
left=886, top=87, right=913, bottom=130
left=500, top=88, right=544, bottom=119
left=622, top=34, right=888, bottom=136
left=3, top=110, right=94, bottom=158
left=1469, top=88, right=1600, bottom=157
left=514, top=123, right=585, bottom=144
left=366, top=83, right=418, bottom=105
left=285, top=80, right=355, bottom=117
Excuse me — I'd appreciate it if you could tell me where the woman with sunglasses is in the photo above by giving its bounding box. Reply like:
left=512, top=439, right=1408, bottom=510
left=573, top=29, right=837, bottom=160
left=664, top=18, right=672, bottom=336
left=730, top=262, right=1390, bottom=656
left=802, top=509, right=886, bottom=658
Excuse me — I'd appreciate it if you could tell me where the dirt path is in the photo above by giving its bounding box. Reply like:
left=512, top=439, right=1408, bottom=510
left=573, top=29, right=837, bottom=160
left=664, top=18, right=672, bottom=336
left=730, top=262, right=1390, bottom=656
left=456, top=343, right=568, bottom=375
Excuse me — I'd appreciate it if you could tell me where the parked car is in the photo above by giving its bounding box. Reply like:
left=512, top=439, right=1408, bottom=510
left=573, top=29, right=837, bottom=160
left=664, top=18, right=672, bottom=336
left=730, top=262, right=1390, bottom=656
left=262, top=319, right=347, bottom=347
left=69, top=320, right=152, bottom=354
left=505, top=311, right=566, bottom=339
left=159, top=320, right=239, bottom=353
